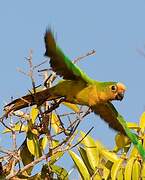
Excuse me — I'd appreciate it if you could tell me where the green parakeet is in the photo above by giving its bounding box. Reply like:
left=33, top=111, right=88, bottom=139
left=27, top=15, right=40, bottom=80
left=5, top=30, right=126, bottom=134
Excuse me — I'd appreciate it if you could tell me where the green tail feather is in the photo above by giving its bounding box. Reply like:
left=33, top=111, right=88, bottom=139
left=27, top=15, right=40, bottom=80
left=117, top=114, right=145, bottom=160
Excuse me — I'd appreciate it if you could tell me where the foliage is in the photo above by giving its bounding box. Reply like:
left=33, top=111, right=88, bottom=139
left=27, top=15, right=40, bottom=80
left=69, top=112, right=145, bottom=179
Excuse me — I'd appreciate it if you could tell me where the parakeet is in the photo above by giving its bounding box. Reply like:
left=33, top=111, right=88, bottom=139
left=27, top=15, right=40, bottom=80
left=5, top=30, right=126, bottom=134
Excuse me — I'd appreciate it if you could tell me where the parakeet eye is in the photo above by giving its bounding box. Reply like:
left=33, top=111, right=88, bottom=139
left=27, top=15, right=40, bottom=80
left=111, top=85, right=117, bottom=92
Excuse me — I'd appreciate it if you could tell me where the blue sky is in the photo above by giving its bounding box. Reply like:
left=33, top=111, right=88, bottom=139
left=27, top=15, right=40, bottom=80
left=1, top=0, right=145, bottom=177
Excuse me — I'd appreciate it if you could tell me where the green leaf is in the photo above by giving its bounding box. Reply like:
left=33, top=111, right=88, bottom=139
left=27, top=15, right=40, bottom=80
left=50, top=164, right=68, bottom=180
left=69, top=150, right=90, bottom=179
left=80, top=131, right=99, bottom=170
left=27, top=131, right=41, bottom=158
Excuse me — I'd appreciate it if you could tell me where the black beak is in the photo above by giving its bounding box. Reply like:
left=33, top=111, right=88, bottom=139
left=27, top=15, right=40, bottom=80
left=115, top=92, right=124, bottom=101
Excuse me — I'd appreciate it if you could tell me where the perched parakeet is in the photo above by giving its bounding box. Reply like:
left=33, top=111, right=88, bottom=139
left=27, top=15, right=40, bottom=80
left=5, top=30, right=126, bottom=134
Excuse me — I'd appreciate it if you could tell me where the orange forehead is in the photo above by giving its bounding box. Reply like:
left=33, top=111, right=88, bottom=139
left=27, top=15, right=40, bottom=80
left=116, top=83, right=126, bottom=91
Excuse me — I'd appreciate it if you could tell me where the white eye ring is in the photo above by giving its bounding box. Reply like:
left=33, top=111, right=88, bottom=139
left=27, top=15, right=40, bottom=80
left=111, top=85, right=117, bottom=92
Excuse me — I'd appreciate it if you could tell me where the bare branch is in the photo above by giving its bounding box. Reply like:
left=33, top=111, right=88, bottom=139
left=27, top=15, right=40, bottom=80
left=73, top=49, right=96, bottom=64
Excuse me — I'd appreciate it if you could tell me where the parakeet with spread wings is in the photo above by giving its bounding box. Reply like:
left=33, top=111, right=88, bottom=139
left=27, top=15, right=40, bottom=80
left=5, top=30, right=126, bottom=135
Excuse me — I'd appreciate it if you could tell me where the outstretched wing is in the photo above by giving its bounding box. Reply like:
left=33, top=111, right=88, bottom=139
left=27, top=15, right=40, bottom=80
left=44, top=30, right=94, bottom=83
left=91, top=102, right=126, bottom=135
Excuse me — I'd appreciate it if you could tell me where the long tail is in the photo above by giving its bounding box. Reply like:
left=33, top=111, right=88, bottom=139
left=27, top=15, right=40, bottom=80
left=4, top=88, right=57, bottom=112
left=117, top=114, right=145, bottom=160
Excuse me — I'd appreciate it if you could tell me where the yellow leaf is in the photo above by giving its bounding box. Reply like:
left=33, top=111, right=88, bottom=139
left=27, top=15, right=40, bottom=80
left=127, top=122, right=140, bottom=131
left=92, top=173, right=102, bottom=180
left=50, top=164, right=68, bottom=180
left=48, top=140, right=64, bottom=165
left=132, top=159, right=141, bottom=180
left=27, top=132, right=41, bottom=158
left=117, top=168, right=124, bottom=180
left=130, top=146, right=139, bottom=158
left=49, top=151, right=64, bottom=165
left=111, top=157, right=124, bottom=180
left=31, top=128, right=39, bottom=135
left=30, top=106, right=39, bottom=124
left=124, top=156, right=136, bottom=180
left=98, top=163, right=110, bottom=180
left=3, top=123, right=28, bottom=133
left=78, top=147, right=94, bottom=175
left=51, top=113, right=62, bottom=134
left=101, top=149, right=119, bottom=162
left=141, top=161, right=145, bottom=179
left=139, top=112, right=145, bottom=132
left=96, top=140, right=118, bottom=162
left=69, top=150, right=90, bottom=179
left=142, top=134, right=145, bottom=149
left=39, top=135, right=48, bottom=151
left=62, top=102, right=80, bottom=113
left=80, top=131, right=99, bottom=171
left=20, top=140, right=34, bottom=175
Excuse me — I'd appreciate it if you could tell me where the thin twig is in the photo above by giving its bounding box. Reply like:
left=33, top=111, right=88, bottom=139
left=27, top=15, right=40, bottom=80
left=73, top=49, right=96, bottom=64
left=33, top=59, right=48, bottom=69
left=17, top=68, right=29, bottom=76
left=70, top=126, right=94, bottom=149
left=27, top=50, right=36, bottom=94
left=59, top=111, right=83, bottom=117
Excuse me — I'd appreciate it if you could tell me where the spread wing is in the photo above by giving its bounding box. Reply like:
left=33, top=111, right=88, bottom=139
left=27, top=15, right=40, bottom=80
left=91, top=102, right=126, bottom=135
left=44, top=30, right=94, bottom=84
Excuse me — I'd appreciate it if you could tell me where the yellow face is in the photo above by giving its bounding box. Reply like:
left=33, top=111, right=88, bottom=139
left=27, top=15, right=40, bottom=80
left=108, top=83, right=126, bottom=101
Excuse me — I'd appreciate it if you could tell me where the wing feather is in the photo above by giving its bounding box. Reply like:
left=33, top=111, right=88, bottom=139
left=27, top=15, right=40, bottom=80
left=44, top=30, right=93, bottom=83
left=91, top=102, right=126, bottom=134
